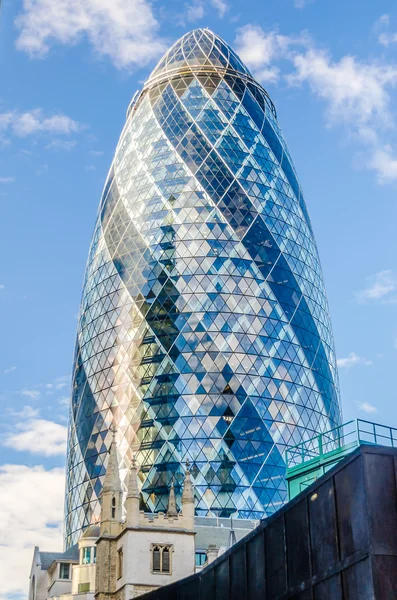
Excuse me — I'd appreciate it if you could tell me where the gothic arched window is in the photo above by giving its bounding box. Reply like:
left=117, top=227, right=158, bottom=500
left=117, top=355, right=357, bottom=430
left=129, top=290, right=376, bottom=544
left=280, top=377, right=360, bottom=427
left=111, top=496, right=116, bottom=519
left=152, top=546, right=161, bottom=572
left=151, top=544, right=173, bottom=574
left=162, top=547, right=170, bottom=573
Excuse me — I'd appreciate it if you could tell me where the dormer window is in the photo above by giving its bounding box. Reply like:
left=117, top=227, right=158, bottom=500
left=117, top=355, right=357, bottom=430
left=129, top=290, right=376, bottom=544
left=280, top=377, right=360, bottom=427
left=151, top=544, right=173, bottom=574
left=111, top=496, right=116, bottom=519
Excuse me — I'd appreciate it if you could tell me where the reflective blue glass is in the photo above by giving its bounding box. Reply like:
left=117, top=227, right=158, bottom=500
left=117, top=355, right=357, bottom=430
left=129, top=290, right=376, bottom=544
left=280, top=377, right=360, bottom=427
left=64, top=28, right=341, bottom=547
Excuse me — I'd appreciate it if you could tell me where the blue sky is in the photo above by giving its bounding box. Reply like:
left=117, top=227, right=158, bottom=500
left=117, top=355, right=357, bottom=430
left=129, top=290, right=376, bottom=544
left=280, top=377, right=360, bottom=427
left=1, top=0, right=397, bottom=596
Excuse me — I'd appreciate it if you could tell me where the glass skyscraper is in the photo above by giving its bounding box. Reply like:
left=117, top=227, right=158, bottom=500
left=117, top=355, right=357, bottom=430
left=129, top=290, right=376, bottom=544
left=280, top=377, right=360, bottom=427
left=65, top=28, right=341, bottom=547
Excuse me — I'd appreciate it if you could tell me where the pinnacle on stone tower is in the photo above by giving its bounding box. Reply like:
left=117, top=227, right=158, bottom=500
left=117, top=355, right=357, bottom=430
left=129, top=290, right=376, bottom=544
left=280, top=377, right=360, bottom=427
left=100, top=426, right=122, bottom=535
left=125, top=455, right=140, bottom=527
left=127, top=455, right=140, bottom=499
left=182, top=462, right=194, bottom=505
left=167, top=481, right=178, bottom=517
left=181, top=462, right=194, bottom=527
left=102, top=426, right=122, bottom=494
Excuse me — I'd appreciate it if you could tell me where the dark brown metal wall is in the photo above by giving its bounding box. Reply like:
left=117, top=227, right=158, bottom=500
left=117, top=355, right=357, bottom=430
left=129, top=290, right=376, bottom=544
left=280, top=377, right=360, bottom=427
left=140, top=446, right=397, bottom=600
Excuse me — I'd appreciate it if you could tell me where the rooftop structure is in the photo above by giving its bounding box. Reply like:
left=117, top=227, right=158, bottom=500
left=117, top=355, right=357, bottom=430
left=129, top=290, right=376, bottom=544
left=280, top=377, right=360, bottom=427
left=286, top=418, right=397, bottom=499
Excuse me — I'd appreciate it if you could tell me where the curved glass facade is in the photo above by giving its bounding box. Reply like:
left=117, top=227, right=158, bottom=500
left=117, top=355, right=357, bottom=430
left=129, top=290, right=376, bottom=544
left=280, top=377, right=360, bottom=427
left=65, top=28, right=341, bottom=547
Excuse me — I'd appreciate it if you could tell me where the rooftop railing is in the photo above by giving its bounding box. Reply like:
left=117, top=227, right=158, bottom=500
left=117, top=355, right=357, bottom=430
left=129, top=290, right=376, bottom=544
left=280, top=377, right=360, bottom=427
left=286, top=419, right=397, bottom=473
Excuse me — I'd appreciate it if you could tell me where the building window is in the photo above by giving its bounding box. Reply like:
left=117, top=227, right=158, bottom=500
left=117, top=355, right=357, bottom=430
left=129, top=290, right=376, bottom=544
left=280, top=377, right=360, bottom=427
left=162, top=547, right=170, bottom=573
left=59, top=562, right=70, bottom=579
left=78, top=583, right=90, bottom=593
left=112, top=496, right=116, bottom=519
left=92, top=546, right=97, bottom=564
left=117, top=547, right=123, bottom=579
left=152, top=546, right=161, bottom=572
left=151, top=545, right=172, bottom=574
left=195, top=552, right=207, bottom=567
left=82, top=547, right=91, bottom=565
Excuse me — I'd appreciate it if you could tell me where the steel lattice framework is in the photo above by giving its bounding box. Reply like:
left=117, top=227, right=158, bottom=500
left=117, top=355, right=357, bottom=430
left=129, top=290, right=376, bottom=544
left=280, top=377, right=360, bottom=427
left=65, top=28, right=341, bottom=547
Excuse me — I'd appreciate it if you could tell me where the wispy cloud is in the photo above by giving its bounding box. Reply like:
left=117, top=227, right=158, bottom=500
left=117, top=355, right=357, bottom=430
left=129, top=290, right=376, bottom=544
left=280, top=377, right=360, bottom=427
left=15, top=0, right=166, bottom=69
left=235, top=25, right=301, bottom=83
left=8, top=405, right=39, bottom=418
left=0, top=464, right=64, bottom=600
left=3, top=418, right=67, bottom=456
left=359, top=401, right=378, bottom=414
left=4, top=366, right=16, bottom=374
left=58, top=396, right=70, bottom=407
left=0, top=177, right=15, bottom=183
left=375, top=14, right=397, bottom=46
left=0, top=109, right=82, bottom=139
left=0, top=284, right=4, bottom=290
left=234, top=24, right=397, bottom=184
left=185, top=0, right=205, bottom=21
left=210, top=0, right=228, bottom=18
left=46, top=139, right=77, bottom=151
left=337, top=352, right=372, bottom=369
left=21, top=388, right=40, bottom=400
left=355, top=270, right=397, bottom=303
left=294, top=0, right=314, bottom=8
left=182, top=0, right=227, bottom=24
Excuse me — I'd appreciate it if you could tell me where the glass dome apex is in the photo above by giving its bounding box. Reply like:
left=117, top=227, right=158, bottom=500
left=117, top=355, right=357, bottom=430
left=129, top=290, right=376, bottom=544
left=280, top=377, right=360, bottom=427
left=148, top=28, right=253, bottom=83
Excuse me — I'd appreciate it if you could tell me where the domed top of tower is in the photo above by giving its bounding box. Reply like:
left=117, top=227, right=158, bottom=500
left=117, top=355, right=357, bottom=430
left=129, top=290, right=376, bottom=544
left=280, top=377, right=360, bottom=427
left=148, top=28, right=252, bottom=83
left=81, top=523, right=100, bottom=539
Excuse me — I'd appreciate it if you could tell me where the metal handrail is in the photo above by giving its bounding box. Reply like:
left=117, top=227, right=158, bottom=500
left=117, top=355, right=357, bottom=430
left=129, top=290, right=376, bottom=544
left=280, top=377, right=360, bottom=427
left=286, top=418, right=397, bottom=470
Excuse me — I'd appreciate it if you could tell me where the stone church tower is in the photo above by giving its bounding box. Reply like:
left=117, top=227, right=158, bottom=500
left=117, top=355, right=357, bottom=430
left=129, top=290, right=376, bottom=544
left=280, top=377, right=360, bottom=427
left=95, top=431, right=196, bottom=599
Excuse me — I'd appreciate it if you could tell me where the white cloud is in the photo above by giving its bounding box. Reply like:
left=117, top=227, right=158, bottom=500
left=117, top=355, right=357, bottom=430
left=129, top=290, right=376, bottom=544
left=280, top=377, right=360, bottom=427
left=375, top=14, right=390, bottom=30
left=210, top=0, right=228, bottom=18
left=288, top=50, right=397, bottom=128
left=375, top=13, right=397, bottom=46
left=235, top=26, right=287, bottom=83
left=8, top=405, right=39, bottom=418
left=379, top=32, right=397, bottom=46
left=368, top=146, right=397, bottom=183
left=89, top=149, right=104, bottom=157
left=58, top=396, right=70, bottom=407
left=0, top=109, right=81, bottom=139
left=359, top=402, right=378, bottom=414
left=182, top=0, right=227, bottom=24
left=356, top=270, right=397, bottom=303
left=21, top=388, right=40, bottom=399
left=15, top=0, right=166, bottom=69
left=54, top=375, right=70, bottom=389
left=3, top=417, right=67, bottom=455
left=0, top=464, right=64, bottom=600
left=186, top=0, right=205, bottom=21
left=235, top=25, right=397, bottom=183
left=337, top=352, right=372, bottom=369
left=4, top=366, right=17, bottom=374
left=0, top=177, right=15, bottom=183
